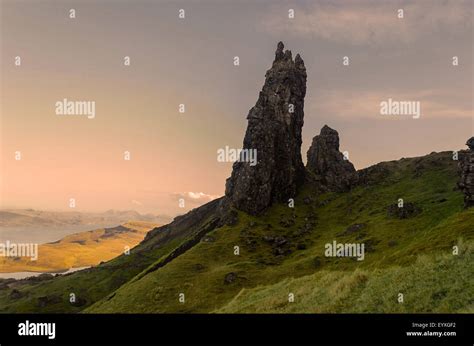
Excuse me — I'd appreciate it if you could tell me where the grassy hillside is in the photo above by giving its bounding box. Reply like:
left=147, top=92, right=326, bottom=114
left=0, top=221, right=158, bottom=273
left=0, top=235, right=188, bottom=313
left=217, top=241, right=473, bottom=313
left=85, top=151, right=473, bottom=313
left=0, top=199, right=220, bottom=313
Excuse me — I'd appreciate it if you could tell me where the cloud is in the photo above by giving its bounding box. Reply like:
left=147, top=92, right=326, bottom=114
left=187, top=192, right=213, bottom=200
left=172, top=192, right=221, bottom=204
left=261, top=0, right=472, bottom=45
left=131, top=200, right=143, bottom=206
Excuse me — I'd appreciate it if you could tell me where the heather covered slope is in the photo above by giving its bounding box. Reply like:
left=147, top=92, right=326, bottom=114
left=85, top=151, right=473, bottom=313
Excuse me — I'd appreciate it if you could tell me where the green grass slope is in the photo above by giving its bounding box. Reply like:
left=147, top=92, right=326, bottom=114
left=0, top=237, right=184, bottom=313
left=86, top=151, right=473, bottom=313
left=216, top=241, right=473, bottom=313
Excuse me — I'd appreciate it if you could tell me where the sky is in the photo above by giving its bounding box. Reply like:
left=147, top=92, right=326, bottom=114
left=1, top=0, right=473, bottom=216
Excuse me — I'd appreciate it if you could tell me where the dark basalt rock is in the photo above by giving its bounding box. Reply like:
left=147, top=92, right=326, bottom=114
left=387, top=202, right=421, bottom=219
left=274, top=236, right=288, bottom=246
left=273, top=246, right=291, bottom=256
left=262, top=235, right=273, bottom=242
left=0, top=278, right=16, bottom=290
left=193, top=263, right=205, bottom=271
left=272, top=236, right=292, bottom=256
left=466, top=137, right=474, bottom=151
left=279, top=217, right=295, bottom=228
left=306, top=125, right=356, bottom=191
left=313, top=257, right=322, bottom=268
left=458, top=137, right=474, bottom=208
left=364, top=238, right=379, bottom=253
left=225, top=41, right=307, bottom=215
left=37, top=295, right=62, bottom=308
left=337, top=223, right=366, bottom=237
left=388, top=240, right=398, bottom=247
left=70, top=296, right=87, bottom=307
left=24, top=273, right=54, bottom=283
left=224, top=272, right=237, bottom=284
left=356, top=162, right=391, bottom=186
left=9, top=289, right=24, bottom=299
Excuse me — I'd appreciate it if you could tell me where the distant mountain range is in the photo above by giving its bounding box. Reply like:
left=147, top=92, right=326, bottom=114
left=0, top=209, right=170, bottom=228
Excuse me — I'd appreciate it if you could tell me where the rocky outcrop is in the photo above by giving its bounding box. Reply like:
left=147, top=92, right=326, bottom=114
left=224, top=272, right=237, bottom=284
left=467, top=137, right=474, bottom=151
left=225, top=42, right=307, bottom=215
left=9, top=289, right=24, bottom=299
left=387, top=202, right=421, bottom=219
left=306, top=125, right=356, bottom=191
left=458, top=137, right=474, bottom=208
left=337, top=223, right=366, bottom=237
left=356, top=163, right=391, bottom=186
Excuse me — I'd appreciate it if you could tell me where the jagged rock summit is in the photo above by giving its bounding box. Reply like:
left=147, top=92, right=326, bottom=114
left=459, top=136, right=474, bottom=208
left=225, top=42, right=307, bottom=215
left=306, top=125, right=356, bottom=191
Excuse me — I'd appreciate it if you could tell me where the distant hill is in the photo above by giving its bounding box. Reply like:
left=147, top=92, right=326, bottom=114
left=0, top=221, right=159, bottom=273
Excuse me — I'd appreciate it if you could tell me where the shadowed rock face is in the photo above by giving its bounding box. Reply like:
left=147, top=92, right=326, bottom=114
left=306, top=125, right=356, bottom=191
left=459, top=137, right=474, bottom=208
left=225, top=42, right=307, bottom=215
left=467, top=137, right=474, bottom=151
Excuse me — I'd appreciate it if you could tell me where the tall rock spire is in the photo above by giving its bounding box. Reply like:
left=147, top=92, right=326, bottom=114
left=225, top=42, right=307, bottom=215
left=306, top=125, right=356, bottom=191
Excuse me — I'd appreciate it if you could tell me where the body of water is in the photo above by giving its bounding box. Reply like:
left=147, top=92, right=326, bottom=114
left=0, top=266, right=90, bottom=280
left=0, top=224, right=122, bottom=244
